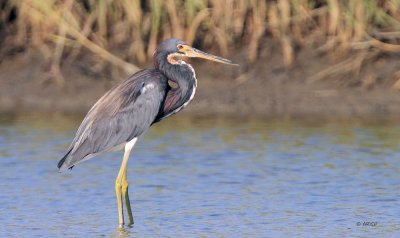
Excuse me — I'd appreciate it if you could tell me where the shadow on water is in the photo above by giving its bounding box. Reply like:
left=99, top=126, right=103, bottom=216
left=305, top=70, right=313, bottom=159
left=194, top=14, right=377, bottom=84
left=0, top=113, right=399, bottom=237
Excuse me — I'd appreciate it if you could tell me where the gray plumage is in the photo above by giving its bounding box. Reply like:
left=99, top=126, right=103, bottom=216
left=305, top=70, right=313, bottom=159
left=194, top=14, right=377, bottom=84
left=58, top=69, right=168, bottom=171
left=56, top=38, right=237, bottom=228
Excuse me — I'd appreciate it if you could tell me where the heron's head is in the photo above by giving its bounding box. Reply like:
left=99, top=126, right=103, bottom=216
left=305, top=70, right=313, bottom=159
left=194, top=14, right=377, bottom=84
left=154, top=38, right=237, bottom=68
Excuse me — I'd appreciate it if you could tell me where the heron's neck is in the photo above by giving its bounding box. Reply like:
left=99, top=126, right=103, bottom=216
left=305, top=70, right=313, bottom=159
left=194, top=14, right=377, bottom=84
left=169, top=63, right=196, bottom=99
left=158, top=61, right=197, bottom=118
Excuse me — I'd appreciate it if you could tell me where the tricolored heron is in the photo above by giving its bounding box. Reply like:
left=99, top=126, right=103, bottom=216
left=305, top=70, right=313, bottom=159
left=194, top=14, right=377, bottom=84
left=57, top=38, right=237, bottom=227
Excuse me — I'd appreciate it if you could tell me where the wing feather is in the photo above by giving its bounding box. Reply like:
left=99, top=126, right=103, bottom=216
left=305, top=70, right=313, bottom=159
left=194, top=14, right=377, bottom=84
left=58, top=69, right=168, bottom=171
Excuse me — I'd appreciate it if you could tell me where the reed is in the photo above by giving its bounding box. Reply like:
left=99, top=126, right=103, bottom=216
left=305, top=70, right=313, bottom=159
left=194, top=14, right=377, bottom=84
left=2, top=0, right=400, bottom=81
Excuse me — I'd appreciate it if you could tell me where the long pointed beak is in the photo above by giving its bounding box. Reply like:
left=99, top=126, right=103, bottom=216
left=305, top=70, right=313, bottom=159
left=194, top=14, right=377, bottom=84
left=181, top=45, right=238, bottom=66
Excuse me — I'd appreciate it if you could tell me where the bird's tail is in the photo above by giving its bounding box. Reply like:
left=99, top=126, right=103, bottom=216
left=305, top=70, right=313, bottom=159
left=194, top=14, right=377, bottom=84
left=57, top=148, right=73, bottom=172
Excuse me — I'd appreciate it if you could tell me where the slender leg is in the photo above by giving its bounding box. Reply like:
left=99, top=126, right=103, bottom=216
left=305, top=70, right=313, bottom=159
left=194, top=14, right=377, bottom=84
left=115, top=177, right=124, bottom=227
left=115, top=138, right=137, bottom=228
left=122, top=177, right=134, bottom=225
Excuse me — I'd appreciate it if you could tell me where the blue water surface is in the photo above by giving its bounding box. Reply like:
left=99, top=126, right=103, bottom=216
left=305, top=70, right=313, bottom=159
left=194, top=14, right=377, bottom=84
left=0, top=115, right=399, bottom=237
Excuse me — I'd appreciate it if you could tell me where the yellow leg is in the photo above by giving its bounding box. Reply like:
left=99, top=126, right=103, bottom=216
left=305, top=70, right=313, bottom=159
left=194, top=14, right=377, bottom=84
left=115, top=138, right=137, bottom=228
left=122, top=177, right=134, bottom=225
left=115, top=177, right=124, bottom=228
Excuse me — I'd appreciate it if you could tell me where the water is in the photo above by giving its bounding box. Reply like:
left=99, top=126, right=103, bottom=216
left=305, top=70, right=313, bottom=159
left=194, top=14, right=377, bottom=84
left=0, top=114, right=399, bottom=237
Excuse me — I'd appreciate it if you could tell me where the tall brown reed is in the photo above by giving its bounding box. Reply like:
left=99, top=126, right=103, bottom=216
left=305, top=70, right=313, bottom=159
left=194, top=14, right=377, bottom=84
left=1, top=0, right=400, bottom=82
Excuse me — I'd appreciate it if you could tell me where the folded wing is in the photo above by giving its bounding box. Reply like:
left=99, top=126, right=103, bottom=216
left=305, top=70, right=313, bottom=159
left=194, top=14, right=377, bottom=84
left=58, top=69, right=168, bottom=171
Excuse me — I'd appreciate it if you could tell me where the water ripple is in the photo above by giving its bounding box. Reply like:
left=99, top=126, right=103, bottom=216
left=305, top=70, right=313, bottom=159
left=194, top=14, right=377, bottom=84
left=0, top=116, right=399, bottom=237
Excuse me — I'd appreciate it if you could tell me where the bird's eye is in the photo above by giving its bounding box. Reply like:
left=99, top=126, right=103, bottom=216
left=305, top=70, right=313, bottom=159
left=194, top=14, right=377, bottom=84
left=177, top=44, right=184, bottom=50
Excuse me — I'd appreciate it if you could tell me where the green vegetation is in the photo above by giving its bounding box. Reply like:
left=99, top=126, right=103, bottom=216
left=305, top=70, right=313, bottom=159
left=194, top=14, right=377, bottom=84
left=1, top=0, right=400, bottom=84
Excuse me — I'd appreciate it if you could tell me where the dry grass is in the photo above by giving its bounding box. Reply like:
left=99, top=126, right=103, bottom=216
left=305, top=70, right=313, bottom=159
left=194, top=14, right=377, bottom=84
left=1, top=0, right=400, bottom=83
